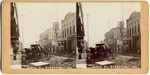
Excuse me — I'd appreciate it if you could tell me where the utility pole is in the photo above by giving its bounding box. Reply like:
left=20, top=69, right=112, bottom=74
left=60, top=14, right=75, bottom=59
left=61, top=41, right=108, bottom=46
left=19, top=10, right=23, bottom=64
left=76, top=2, right=85, bottom=60
left=121, top=2, right=124, bottom=37
left=122, top=2, right=124, bottom=21
left=56, top=1, right=58, bottom=22
left=120, top=2, right=124, bottom=53
left=86, top=14, right=90, bottom=48
left=20, top=14, right=25, bottom=48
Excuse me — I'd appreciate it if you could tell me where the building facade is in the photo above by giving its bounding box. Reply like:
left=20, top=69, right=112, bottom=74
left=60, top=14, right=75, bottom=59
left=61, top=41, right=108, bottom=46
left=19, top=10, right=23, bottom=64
left=61, top=12, right=76, bottom=54
left=55, top=29, right=63, bottom=53
left=104, top=21, right=127, bottom=53
left=39, top=22, right=61, bottom=54
left=39, top=28, right=53, bottom=49
left=104, top=27, right=118, bottom=50
left=117, top=21, right=128, bottom=53
left=126, top=11, right=141, bottom=54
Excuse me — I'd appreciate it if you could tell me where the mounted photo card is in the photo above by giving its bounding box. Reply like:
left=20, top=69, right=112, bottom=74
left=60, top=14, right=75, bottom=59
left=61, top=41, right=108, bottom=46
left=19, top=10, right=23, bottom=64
left=1, top=0, right=149, bottom=74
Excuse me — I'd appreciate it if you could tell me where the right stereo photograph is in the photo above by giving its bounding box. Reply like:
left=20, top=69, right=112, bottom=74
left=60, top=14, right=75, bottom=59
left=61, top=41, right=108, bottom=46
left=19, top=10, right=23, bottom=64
left=76, top=2, right=141, bottom=69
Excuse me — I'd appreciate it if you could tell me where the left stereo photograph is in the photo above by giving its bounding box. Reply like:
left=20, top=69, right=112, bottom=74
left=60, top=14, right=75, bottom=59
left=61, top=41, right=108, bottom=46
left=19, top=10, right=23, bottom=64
left=10, top=2, right=77, bottom=69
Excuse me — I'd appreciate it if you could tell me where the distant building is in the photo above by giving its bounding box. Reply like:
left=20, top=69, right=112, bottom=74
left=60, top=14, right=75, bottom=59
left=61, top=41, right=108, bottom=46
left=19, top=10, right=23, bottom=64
left=126, top=11, right=141, bottom=54
left=118, top=21, right=124, bottom=38
left=39, top=22, right=61, bottom=54
left=55, top=28, right=63, bottom=53
left=104, top=21, right=127, bottom=53
left=39, top=28, right=53, bottom=49
left=104, top=27, right=118, bottom=49
left=61, top=12, right=76, bottom=54
left=52, top=22, right=60, bottom=54
left=53, top=22, right=59, bottom=39
left=117, top=21, right=128, bottom=53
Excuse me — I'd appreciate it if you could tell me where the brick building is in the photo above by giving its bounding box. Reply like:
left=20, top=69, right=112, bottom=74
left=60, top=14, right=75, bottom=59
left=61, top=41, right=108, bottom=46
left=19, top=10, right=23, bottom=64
left=39, top=22, right=61, bottom=54
left=61, top=12, right=76, bottom=54
left=126, top=11, right=141, bottom=54
left=105, top=27, right=118, bottom=48
left=104, top=21, right=127, bottom=53
left=39, top=28, right=53, bottom=48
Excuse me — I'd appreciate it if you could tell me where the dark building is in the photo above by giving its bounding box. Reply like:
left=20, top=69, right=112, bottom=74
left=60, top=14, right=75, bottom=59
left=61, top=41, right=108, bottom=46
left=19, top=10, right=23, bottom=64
left=61, top=12, right=76, bottom=54
left=76, top=2, right=85, bottom=59
left=126, top=11, right=141, bottom=54
left=11, top=2, right=20, bottom=60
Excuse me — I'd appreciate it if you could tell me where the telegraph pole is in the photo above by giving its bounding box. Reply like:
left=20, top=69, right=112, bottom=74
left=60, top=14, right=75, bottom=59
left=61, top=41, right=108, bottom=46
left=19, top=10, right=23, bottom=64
left=86, top=14, right=90, bottom=48
left=56, top=1, right=59, bottom=22
left=122, top=2, right=124, bottom=21
left=20, top=14, right=25, bottom=48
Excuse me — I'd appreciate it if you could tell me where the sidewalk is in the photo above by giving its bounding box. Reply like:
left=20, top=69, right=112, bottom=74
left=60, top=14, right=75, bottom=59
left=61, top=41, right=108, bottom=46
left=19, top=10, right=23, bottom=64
left=11, top=60, right=21, bottom=69
left=11, top=65, right=21, bottom=69
left=11, top=54, right=22, bottom=69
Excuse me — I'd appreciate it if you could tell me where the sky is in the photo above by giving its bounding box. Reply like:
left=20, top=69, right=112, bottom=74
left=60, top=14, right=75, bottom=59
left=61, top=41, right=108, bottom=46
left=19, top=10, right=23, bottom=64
left=82, top=2, right=140, bottom=47
left=16, top=2, right=140, bottom=48
left=16, top=2, right=75, bottom=48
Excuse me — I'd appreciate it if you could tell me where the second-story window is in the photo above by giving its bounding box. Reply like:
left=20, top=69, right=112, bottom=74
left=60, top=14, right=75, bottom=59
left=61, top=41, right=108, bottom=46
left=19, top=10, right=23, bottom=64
left=130, top=28, right=132, bottom=37
left=70, top=26, right=72, bottom=34
left=65, top=29, right=66, bottom=38
left=62, top=30, right=63, bottom=38
left=67, top=28, right=69, bottom=34
left=135, top=26, right=137, bottom=34
left=132, top=26, right=134, bottom=34
left=73, top=25, right=75, bottom=33
left=127, top=28, right=129, bottom=37
left=138, top=24, right=140, bottom=33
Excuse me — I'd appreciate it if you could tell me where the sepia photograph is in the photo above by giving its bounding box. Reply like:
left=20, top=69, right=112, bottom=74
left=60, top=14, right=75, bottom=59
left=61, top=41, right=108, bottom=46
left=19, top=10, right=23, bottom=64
left=1, top=0, right=149, bottom=74
left=9, top=1, right=144, bottom=70
left=10, top=2, right=76, bottom=69
left=81, top=2, right=141, bottom=68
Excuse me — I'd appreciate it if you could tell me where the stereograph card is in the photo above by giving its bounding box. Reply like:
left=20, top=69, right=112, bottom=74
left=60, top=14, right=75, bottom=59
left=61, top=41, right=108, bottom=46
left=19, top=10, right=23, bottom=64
left=1, top=0, right=149, bottom=74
